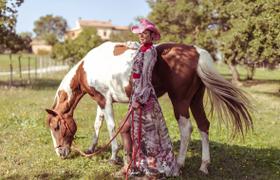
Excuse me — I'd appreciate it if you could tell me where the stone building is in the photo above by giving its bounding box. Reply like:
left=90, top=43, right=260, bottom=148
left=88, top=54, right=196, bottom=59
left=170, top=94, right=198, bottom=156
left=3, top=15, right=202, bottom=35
left=65, top=19, right=129, bottom=40
left=30, top=38, right=52, bottom=55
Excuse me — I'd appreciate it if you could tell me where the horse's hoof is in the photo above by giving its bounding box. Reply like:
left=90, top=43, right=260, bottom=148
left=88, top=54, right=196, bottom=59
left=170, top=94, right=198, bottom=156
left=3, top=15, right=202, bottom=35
left=84, top=148, right=95, bottom=154
left=199, top=160, right=210, bottom=175
left=199, top=167, right=209, bottom=175
left=177, top=161, right=185, bottom=169
left=112, top=170, right=125, bottom=179
left=109, top=156, right=123, bottom=165
left=112, top=165, right=128, bottom=179
left=177, top=157, right=185, bottom=169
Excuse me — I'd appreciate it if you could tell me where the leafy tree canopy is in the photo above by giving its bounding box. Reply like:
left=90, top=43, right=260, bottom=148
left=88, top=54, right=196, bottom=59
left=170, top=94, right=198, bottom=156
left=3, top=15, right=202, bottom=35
left=51, top=27, right=102, bottom=65
left=33, top=14, right=68, bottom=45
left=217, top=0, right=280, bottom=67
left=147, top=0, right=280, bottom=80
left=0, top=0, right=25, bottom=52
left=110, top=30, right=138, bottom=42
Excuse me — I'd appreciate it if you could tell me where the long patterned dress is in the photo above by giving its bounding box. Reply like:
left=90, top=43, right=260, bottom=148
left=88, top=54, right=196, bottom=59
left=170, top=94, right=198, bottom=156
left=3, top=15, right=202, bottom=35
left=128, top=42, right=179, bottom=177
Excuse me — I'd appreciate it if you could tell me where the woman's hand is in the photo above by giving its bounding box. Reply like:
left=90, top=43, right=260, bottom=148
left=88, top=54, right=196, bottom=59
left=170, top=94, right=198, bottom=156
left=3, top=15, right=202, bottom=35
left=132, top=101, right=141, bottom=109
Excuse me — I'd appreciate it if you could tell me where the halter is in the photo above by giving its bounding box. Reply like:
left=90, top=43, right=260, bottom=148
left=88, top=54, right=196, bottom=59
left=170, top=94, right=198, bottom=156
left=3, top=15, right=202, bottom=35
left=51, top=110, right=75, bottom=148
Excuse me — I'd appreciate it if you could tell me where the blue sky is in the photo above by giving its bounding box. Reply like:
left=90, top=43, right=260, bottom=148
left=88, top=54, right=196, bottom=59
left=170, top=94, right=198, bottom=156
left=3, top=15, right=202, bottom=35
left=16, top=0, right=151, bottom=34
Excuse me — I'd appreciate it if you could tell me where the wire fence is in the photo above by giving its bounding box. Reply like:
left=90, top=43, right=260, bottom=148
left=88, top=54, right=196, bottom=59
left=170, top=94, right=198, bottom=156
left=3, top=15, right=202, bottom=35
left=0, top=54, right=69, bottom=87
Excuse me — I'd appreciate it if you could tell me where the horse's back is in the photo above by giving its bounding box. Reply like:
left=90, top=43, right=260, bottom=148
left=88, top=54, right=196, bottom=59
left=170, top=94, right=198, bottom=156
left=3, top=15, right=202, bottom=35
left=156, top=43, right=200, bottom=69
left=154, top=43, right=202, bottom=98
left=81, top=41, right=136, bottom=101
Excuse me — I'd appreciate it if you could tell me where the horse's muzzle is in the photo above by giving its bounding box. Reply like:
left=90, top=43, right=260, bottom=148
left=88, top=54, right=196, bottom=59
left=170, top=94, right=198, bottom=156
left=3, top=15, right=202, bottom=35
left=56, top=146, right=70, bottom=158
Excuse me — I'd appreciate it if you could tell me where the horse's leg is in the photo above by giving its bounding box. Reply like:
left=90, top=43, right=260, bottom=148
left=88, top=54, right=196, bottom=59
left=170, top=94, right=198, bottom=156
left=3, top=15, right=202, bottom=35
left=87, top=105, right=104, bottom=154
left=102, top=100, right=119, bottom=162
left=177, top=115, right=193, bottom=168
left=171, top=100, right=192, bottom=168
left=190, top=86, right=210, bottom=174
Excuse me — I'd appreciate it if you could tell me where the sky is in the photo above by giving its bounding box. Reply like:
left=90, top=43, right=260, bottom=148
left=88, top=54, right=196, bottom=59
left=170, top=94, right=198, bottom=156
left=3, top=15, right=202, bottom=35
left=16, top=0, right=151, bottom=34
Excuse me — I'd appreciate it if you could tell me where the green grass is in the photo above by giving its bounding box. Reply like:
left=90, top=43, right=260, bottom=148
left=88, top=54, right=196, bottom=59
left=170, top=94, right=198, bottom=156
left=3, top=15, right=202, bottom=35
left=216, top=63, right=280, bottom=81
left=0, top=65, right=280, bottom=179
left=0, top=54, right=67, bottom=86
left=0, top=54, right=38, bottom=72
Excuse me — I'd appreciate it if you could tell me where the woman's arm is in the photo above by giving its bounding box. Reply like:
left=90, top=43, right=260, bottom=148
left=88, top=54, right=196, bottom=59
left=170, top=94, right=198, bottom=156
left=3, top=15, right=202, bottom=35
left=132, top=47, right=157, bottom=105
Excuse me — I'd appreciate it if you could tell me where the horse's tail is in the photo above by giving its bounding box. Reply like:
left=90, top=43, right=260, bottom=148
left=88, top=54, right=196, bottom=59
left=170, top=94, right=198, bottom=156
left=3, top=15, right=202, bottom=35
left=195, top=46, right=253, bottom=137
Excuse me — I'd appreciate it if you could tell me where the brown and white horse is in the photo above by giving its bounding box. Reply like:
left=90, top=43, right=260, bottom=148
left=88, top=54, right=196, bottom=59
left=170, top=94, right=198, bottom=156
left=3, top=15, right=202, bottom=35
left=46, top=41, right=252, bottom=174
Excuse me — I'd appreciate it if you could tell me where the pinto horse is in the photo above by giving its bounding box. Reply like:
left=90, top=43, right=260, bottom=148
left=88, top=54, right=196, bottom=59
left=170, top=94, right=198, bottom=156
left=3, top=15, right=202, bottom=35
left=46, top=41, right=252, bottom=174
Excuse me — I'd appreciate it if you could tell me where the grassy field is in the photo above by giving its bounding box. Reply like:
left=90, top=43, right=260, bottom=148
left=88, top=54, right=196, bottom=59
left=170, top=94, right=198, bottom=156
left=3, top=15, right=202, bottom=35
left=0, top=54, right=38, bottom=72
left=0, top=54, right=66, bottom=86
left=0, top=65, right=279, bottom=179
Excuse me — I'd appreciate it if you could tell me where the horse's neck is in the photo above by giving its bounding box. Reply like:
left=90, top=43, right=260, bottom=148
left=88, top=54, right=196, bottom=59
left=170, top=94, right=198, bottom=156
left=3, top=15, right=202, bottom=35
left=53, top=89, right=83, bottom=116
left=53, top=88, right=85, bottom=118
left=54, top=61, right=85, bottom=116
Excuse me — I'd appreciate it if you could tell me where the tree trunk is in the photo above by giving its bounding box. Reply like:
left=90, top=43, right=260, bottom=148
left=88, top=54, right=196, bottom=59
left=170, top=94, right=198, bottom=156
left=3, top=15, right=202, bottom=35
left=246, top=66, right=255, bottom=80
left=228, top=63, right=241, bottom=86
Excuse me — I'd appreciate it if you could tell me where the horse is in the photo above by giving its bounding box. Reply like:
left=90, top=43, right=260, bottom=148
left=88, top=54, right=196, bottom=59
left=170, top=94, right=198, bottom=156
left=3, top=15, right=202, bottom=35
left=45, top=41, right=252, bottom=174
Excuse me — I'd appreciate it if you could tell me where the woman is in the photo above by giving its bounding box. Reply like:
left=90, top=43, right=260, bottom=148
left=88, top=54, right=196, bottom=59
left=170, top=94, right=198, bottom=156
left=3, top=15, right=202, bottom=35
left=118, top=19, right=179, bottom=178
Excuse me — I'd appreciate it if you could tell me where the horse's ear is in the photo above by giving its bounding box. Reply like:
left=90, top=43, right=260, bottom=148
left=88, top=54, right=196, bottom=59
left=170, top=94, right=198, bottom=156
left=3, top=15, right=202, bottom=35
left=45, top=109, right=57, bottom=116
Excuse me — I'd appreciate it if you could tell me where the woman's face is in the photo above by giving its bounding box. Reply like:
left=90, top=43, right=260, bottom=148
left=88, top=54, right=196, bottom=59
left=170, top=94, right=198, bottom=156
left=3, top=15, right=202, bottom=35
left=138, top=30, right=153, bottom=44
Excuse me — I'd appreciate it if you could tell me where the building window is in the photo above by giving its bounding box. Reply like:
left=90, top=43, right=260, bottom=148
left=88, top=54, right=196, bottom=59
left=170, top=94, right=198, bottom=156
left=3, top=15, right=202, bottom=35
left=103, top=31, right=107, bottom=37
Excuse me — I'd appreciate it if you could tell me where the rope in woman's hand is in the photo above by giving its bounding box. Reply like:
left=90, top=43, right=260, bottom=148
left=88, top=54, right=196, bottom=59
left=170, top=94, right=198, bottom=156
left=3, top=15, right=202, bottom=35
left=71, top=108, right=133, bottom=158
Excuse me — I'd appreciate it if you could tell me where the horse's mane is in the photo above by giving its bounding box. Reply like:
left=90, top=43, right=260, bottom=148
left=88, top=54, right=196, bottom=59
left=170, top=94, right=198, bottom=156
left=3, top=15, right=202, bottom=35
left=51, top=95, right=58, bottom=109
left=51, top=59, right=85, bottom=109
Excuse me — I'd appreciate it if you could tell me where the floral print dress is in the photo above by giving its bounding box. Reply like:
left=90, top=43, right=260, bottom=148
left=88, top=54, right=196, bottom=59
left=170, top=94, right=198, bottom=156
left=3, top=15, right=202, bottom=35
left=128, top=43, right=179, bottom=177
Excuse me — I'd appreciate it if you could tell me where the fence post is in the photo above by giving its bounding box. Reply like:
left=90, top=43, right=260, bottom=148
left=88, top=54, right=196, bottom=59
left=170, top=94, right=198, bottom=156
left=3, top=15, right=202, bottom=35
left=9, top=54, right=13, bottom=87
left=39, top=56, right=43, bottom=78
left=18, top=55, right=22, bottom=81
left=28, top=56, right=31, bottom=84
left=47, top=56, right=51, bottom=74
left=18, top=55, right=22, bottom=84
left=35, top=56, right=38, bottom=79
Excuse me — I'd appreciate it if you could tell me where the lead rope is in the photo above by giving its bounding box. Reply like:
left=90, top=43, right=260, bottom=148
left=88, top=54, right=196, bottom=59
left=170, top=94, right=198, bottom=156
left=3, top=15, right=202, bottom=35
left=71, top=108, right=133, bottom=158
left=126, top=107, right=142, bottom=180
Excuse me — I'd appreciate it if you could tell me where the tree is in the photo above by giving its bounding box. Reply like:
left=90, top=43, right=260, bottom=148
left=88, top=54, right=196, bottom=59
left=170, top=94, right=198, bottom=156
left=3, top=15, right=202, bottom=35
left=18, top=32, right=32, bottom=53
left=147, top=0, right=218, bottom=56
left=0, top=0, right=24, bottom=52
left=0, top=0, right=24, bottom=30
left=110, top=30, right=138, bottom=42
left=43, top=33, right=58, bottom=46
left=33, top=14, right=68, bottom=44
left=148, top=0, right=280, bottom=82
left=0, top=31, right=32, bottom=53
left=216, top=0, right=280, bottom=82
left=51, top=27, right=102, bottom=65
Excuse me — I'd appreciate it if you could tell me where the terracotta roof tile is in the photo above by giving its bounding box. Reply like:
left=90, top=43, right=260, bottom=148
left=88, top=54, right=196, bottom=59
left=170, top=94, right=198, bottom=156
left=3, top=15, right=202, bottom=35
left=79, top=20, right=113, bottom=28
left=78, top=20, right=129, bottom=30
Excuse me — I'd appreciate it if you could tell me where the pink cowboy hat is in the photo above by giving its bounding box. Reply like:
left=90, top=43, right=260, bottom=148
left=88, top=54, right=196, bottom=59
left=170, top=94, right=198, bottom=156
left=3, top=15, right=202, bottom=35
left=131, top=19, right=161, bottom=41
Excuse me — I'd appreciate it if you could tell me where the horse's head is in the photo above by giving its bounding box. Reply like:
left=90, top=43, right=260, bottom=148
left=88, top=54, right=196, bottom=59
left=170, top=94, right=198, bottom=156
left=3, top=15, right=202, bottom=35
left=45, top=109, right=77, bottom=158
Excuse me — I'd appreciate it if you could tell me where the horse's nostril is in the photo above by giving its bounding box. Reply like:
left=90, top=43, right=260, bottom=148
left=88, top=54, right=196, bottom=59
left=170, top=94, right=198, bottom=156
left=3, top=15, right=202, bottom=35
left=57, top=147, right=70, bottom=159
left=58, top=148, right=63, bottom=154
